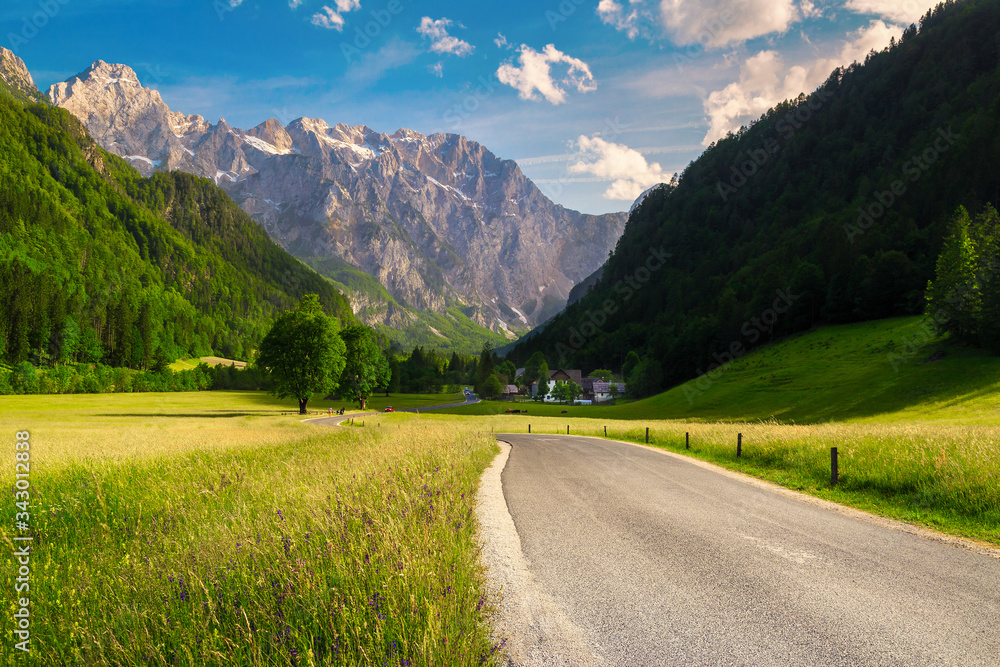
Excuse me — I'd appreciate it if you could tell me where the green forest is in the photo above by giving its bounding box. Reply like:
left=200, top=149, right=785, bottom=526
left=0, top=82, right=354, bottom=387
left=511, top=0, right=1000, bottom=392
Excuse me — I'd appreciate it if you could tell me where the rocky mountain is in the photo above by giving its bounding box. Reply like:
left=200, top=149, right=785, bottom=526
left=0, top=47, right=42, bottom=102
left=47, top=61, right=627, bottom=346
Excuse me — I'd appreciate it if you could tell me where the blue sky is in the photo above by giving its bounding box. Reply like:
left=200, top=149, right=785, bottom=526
left=3, top=0, right=938, bottom=214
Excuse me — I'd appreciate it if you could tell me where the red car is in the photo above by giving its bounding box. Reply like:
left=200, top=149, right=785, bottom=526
left=384, top=406, right=394, bottom=412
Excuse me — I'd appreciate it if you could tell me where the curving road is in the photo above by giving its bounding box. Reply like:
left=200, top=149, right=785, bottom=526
left=484, top=434, right=1000, bottom=666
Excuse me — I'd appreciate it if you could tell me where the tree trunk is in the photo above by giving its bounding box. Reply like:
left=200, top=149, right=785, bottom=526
left=359, top=397, right=367, bottom=410
left=298, top=397, right=308, bottom=415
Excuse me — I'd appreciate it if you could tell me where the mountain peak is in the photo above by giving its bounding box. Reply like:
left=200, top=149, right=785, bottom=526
left=0, top=47, right=39, bottom=100
left=76, top=60, right=142, bottom=87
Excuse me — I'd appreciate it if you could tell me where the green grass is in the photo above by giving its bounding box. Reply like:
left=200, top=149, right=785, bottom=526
left=333, top=391, right=466, bottom=414
left=0, top=393, right=502, bottom=665
left=168, top=356, right=247, bottom=372
left=447, top=317, right=1000, bottom=424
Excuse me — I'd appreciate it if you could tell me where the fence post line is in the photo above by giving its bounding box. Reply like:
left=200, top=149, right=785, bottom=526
left=604, top=425, right=607, bottom=437
left=645, top=427, right=649, bottom=444
left=831, top=447, right=839, bottom=486
left=528, top=424, right=531, bottom=433
left=737, top=433, right=742, bottom=458
left=567, top=425, right=569, bottom=435
left=686, top=432, right=689, bottom=449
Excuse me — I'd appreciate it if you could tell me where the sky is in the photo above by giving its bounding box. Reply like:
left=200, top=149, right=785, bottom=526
left=2, top=0, right=940, bottom=214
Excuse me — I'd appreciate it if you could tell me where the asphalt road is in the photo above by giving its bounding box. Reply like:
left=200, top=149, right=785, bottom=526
left=492, top=434, right=1000, bottom=666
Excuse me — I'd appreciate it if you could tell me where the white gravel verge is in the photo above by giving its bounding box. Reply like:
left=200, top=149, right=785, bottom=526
left=476, top=440, right=602, bottom=666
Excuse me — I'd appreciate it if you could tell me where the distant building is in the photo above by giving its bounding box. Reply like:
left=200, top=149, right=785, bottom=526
left=592, top=381, right=626, bottom=403
left=502, top=384, right=520, bottom=399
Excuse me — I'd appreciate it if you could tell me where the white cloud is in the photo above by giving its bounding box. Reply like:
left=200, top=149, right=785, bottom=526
left=496, top=44, right=597, bottom=105
left=702, top=20, right=900, bottom=144
left=429, top=62, right=444, bottom=78
left=659, top=0, right=802, bottom=48
left=568, top=136, right=671, bottom=200
left=311, top=1, right=360, bottom=31
left=495, top=32, right=511, bottom=49
left=288, top=0, right=303, bottom=8
left=417, top=17, right=474, bottom=57
left=845, top=0, right=938, bottom=25
left=597, top=0, right=648, bottom=39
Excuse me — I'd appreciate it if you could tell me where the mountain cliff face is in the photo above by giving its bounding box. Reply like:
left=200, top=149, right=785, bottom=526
left=48, top=61, right=627, bottom=341
left=0, top=48, right=42, bottom=102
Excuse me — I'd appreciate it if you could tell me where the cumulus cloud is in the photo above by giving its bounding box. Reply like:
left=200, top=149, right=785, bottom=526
left=417, top=17, right=474, bottom=57
left=568, top=136, right=671, bottom=200
left=702, top=20, right=900, bottom=144
left=288, top=0, right=303, bottom=8
left=845, top=0, right=938, bottom=25
left=495, top=32, right=511, bottom=49
left=659, top=0, right=802, bottom=48
left=497, top=44, right=596, bottom=105
left=429, top=62, right=444, bottom=78
left=597, top=0, right=649, bottom=39
left=311, top=1, right=360, bottom=31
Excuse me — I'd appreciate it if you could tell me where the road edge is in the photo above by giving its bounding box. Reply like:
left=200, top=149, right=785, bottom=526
left=476, top=440, right=602, bottom=667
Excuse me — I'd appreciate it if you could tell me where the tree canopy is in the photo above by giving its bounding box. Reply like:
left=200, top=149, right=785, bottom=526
left=337, top=325, right=391, bottom=409
left=256, top=295, right=347, bottom=414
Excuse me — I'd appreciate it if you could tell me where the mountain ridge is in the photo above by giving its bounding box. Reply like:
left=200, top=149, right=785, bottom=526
left=46, top=60, right=627, bottom=349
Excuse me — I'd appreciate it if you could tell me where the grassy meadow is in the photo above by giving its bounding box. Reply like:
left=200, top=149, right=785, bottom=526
left=0, top=393, right=502, bottom=666
left=169, top=357, right=249, bottom=372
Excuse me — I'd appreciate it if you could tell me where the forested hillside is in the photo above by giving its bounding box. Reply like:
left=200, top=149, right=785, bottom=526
left=0, top=84, right=353, bottom=370
left=511, top=0, right=1000, bottom=389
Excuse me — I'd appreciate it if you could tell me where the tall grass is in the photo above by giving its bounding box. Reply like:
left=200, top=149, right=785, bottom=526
left=0, top=397, right=503, bottom=666
left=468, top=414, right=1000, bottom=545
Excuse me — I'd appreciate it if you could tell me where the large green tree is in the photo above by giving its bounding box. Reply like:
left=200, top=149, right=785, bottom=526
left=257, top=295, right=347, bottom=414
left=337, top=326, right=391, bottom=410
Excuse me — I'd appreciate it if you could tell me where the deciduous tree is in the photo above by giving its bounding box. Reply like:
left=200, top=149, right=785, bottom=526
left=257, top=295, right=346, bottom=414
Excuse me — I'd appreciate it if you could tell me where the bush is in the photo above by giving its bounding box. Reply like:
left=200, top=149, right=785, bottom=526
left=11, top=362, right=38, bottom=394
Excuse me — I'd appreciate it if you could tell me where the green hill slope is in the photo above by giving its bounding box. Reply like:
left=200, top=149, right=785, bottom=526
left=512, top=0, right=1000, bottom=389
left=447, top=317, right=1000, bottom=424
left=637, top=317, right=1000, bottom=424
left=0, top=84, right=353, bottom=368
left=305, top=256, right=510, bottom=355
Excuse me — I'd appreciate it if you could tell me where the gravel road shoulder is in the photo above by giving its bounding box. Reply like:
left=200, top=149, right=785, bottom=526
left=476, top=440, right=602, bottom=666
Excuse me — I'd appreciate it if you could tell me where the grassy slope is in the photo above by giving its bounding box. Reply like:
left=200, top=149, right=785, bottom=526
left=447, top=317, right=1000, bottom=424
left=169, top=356, right=249, bottom=371
left=306, top=256, right=513, bottom=355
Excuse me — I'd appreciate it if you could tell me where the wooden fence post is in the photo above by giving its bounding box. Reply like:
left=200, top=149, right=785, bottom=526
left=831, top=447, right=839, bottom=486
left=737, top=433, right=742, bottom=458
